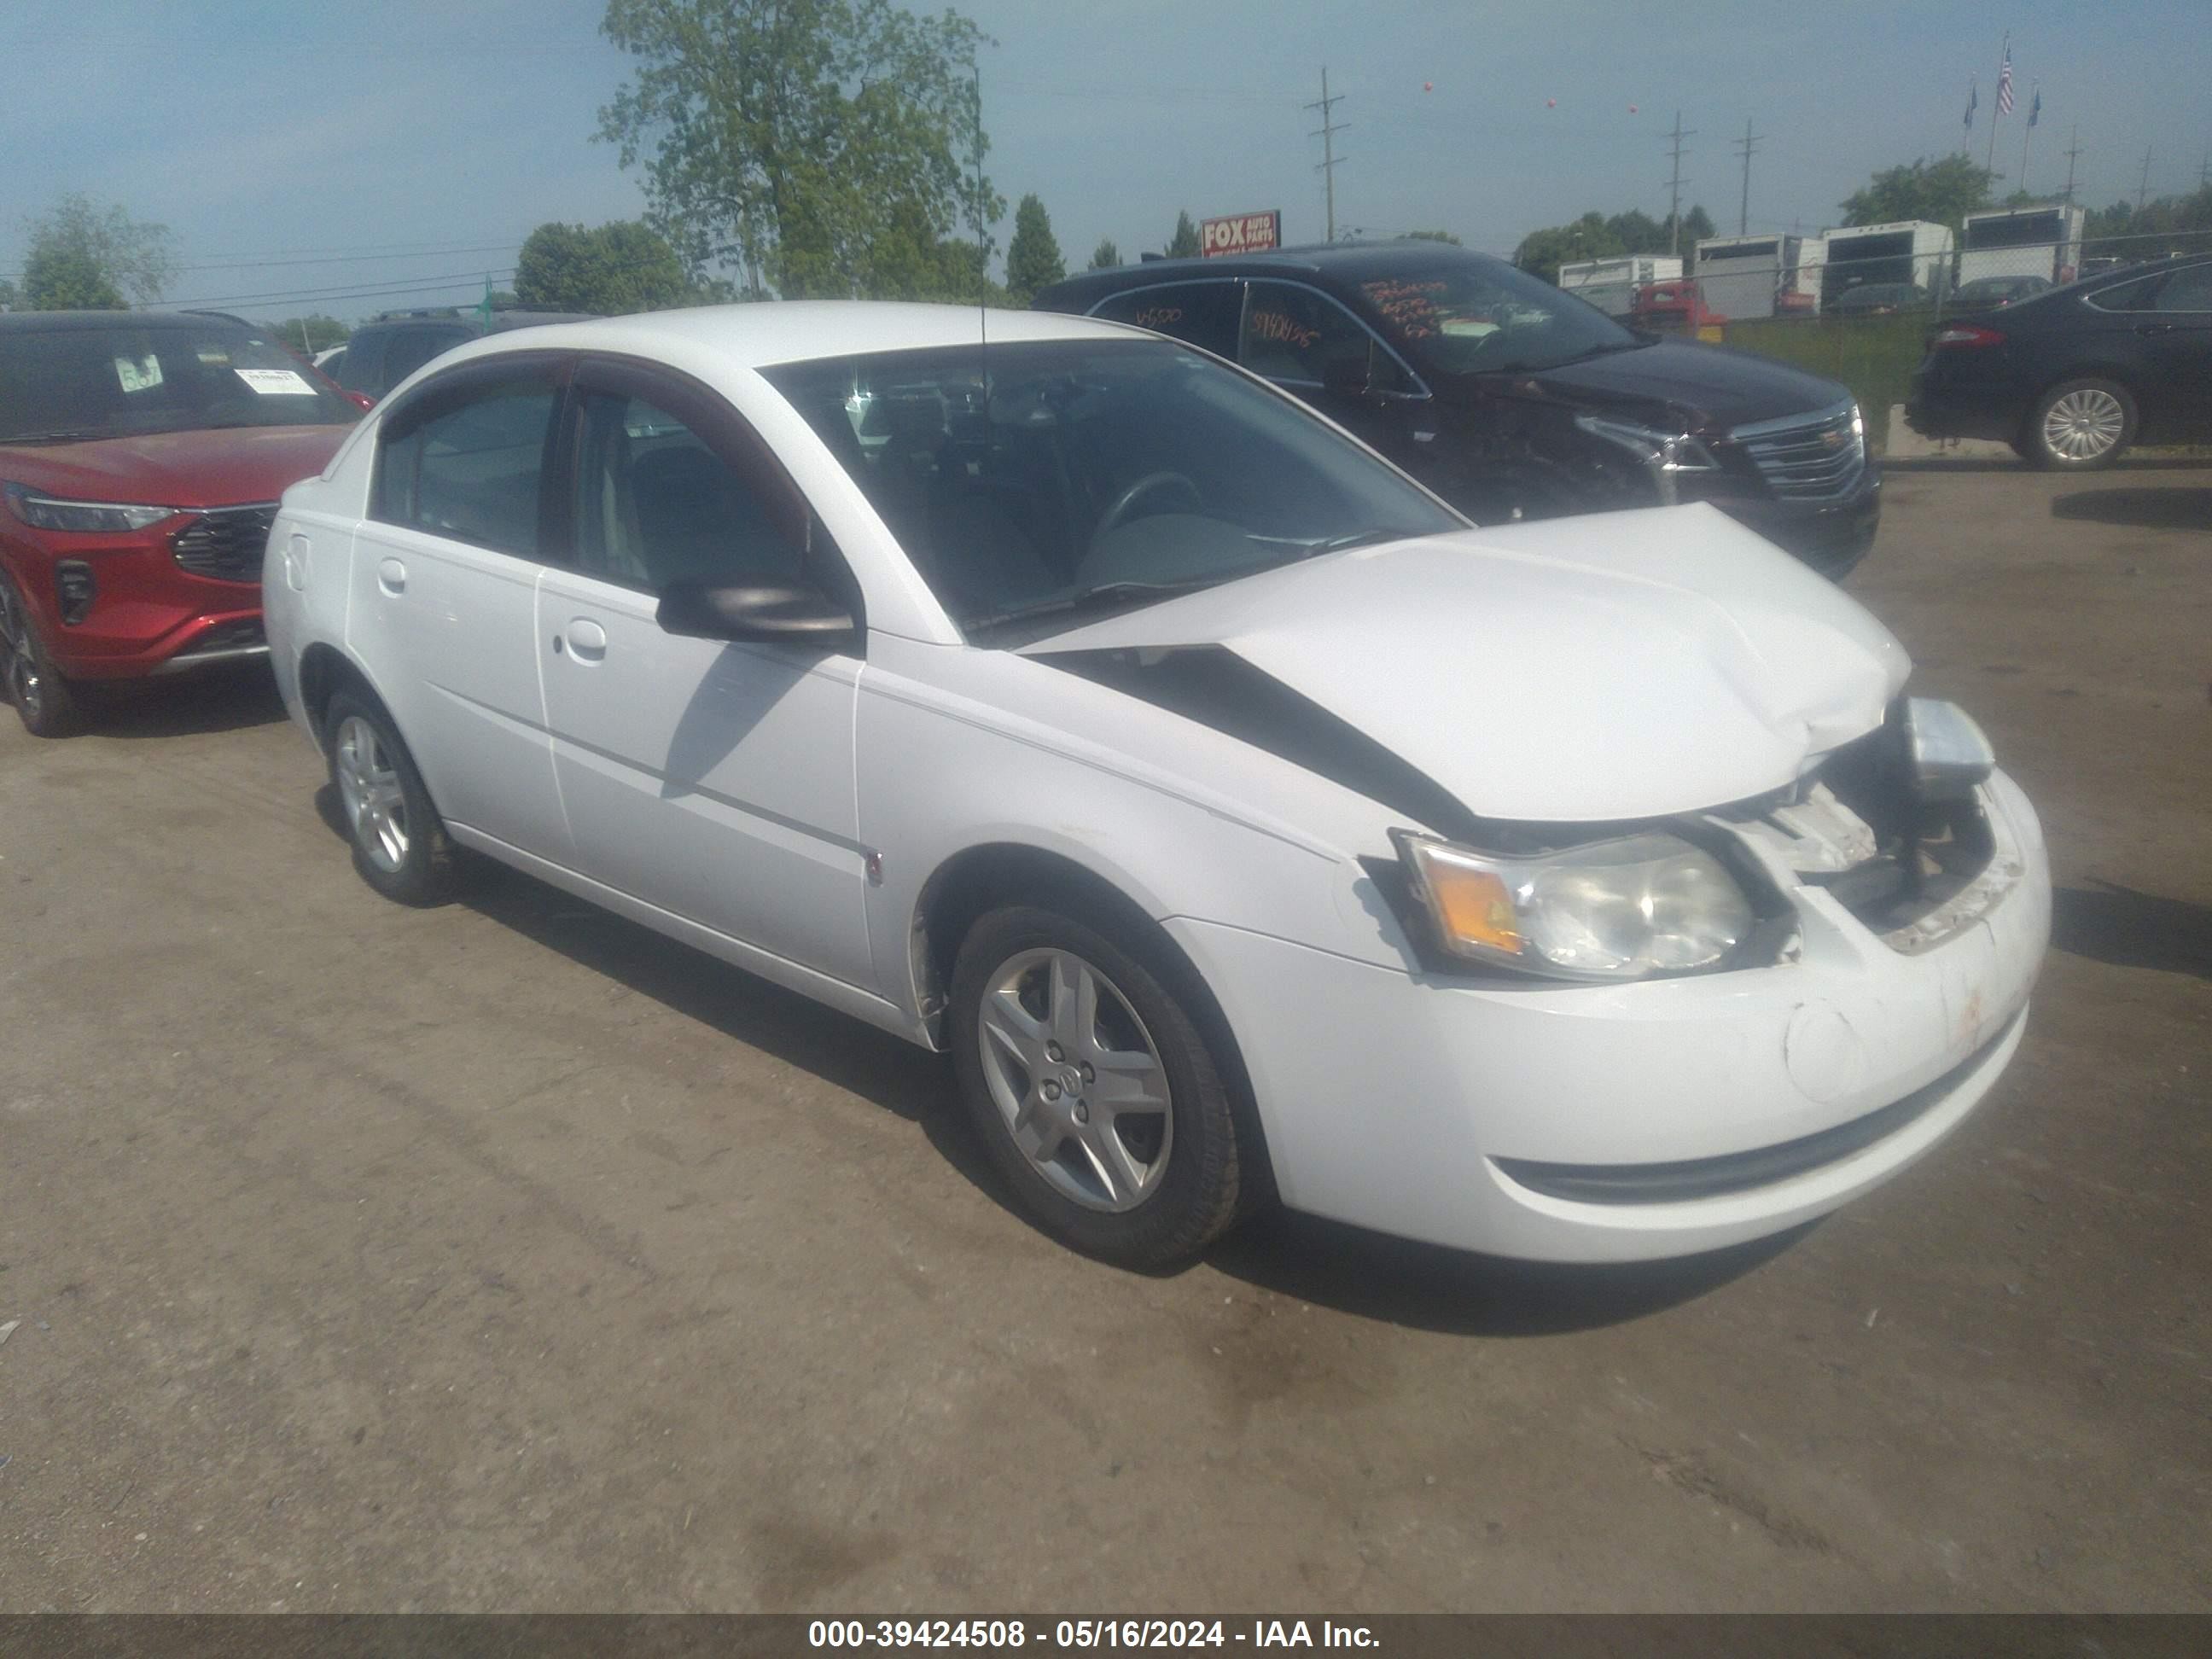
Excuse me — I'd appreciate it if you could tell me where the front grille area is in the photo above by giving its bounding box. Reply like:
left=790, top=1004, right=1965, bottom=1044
left=1733, top=405, right=1866, bottom=501
left=172, top=504, right=278, bottom=584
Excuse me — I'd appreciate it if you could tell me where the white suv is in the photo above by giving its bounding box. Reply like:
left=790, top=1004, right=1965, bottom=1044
left=264, top=302, right=2050, bottom=1269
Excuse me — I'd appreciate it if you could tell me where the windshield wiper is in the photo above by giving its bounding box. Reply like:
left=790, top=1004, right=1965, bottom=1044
left=965, top=577, right=1224, bottom=635
left=0, top=428, right=111, bottom=445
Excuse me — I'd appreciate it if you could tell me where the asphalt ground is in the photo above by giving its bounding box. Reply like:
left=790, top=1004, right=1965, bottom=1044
left=1, top=462, right=2207, bottom=1612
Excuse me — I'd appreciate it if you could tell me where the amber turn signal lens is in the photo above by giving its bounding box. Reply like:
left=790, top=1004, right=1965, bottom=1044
left=1425, top=864, right=1522, bottom=956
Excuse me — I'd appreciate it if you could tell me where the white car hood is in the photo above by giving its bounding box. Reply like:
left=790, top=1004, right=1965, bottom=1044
left=1021, top=504, right=1910, bottom=824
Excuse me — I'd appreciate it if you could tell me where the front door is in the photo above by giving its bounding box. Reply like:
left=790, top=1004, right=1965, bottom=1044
left=534, top=358, right=874, bottom=991
left=347, top=355, right=568, bottom=859
left=2138, top=262, right=2212, bottom=437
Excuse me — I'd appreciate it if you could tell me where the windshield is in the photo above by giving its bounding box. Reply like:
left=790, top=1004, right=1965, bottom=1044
left=760, top=339, right=1462, bottom=636
left=0, top=321, right=358, bottom=444
left=1358, top=260, right=1640, bottom=376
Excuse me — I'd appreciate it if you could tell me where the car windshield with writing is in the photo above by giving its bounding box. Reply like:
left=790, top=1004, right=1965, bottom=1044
left=760, top=338, right=1461, bottom=637
left=1359, top=261, right=1643, bottom=377
left=0, top=319, right=358, bottom=444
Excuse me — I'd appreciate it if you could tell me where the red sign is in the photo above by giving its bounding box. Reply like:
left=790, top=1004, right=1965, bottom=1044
left=1201, top=211, right=1282, bottom=259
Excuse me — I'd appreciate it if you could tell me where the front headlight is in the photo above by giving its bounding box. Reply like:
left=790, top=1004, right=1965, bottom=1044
left=1392, top=829, right=1755, bottom=981
left=4, top=484, right=178, bottom=535
left=1572, top=415, right=1720, bottom=504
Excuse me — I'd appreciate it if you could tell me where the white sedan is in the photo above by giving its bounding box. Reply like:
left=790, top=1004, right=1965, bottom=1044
left=263, top=303, right=2050, bottom=1269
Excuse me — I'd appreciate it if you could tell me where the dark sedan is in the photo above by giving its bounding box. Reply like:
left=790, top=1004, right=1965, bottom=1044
left=1831, top=283, right=1931, bottom=317
left=1907, top=253, right=2212, bottom=469
left=1034, top=241, right=1880, bottom=579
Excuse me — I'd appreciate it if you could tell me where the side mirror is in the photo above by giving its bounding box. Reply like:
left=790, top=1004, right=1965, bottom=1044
left=1321, top=352, right=1372, bottom=397
left=656, top=575, right=855, bottom=646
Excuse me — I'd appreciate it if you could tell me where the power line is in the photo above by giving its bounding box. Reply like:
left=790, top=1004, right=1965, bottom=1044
left=1662, top=112, right=1697, bottom=255
left=1732, top=117, right=1764, bottom=236
left=2138, top=146, right=2153, bottom=212
left=171, top=242, right=524, bottom=275
left=1305, top=67, right=1350, bottom=245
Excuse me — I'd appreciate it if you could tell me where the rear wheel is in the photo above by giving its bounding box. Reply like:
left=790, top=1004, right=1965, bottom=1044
left=0, top=572, right=84, bottom=737
left=949, top=899, right=1253, bottom=1270
left=324, top=690, right=457, bottom=905
left=2025, top=377, right=2136, bottom=469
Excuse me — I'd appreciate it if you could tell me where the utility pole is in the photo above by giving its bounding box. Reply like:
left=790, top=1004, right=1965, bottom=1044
left=2061, top=125, right=2083, bottom=204
left=1305, top=68, right=1349, bottom=244
left=2198, top=148, right=2210, bottom=190
left=1662, top=111, right=1696, bottom=255
left=2137, top=146, right=2152, bottom=212
left=1732, top=117, right=1763, bottom=236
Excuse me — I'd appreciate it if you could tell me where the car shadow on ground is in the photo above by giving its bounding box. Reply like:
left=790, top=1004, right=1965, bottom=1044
left=309, top=790, right=1817, bottom=1328
left=2051, top=881, right=2212, bottom=981
left=86, top=664, right=288, bottom=738
left=2050, top=486, right=2212, bottom=532
left=1205, top=1208, right=1809, bottom=1337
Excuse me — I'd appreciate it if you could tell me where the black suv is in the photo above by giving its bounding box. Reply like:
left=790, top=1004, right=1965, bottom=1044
left=330, top=308, right=594, bottom=404
left=1035, top=241, right=1880, bottom=579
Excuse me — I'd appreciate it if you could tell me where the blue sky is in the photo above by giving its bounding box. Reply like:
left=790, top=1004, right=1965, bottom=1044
left=4, top=0, right=2206, bottom=324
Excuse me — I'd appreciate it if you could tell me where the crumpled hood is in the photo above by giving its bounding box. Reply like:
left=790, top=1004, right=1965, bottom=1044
left=1021, top=504, right=1910, bottom=823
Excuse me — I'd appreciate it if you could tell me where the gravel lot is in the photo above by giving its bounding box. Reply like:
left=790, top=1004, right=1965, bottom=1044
left=1, top=463, right=2206, bottom=1613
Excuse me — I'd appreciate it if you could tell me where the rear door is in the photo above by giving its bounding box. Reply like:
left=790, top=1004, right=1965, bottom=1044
left=348, top=353, right=570, bottom=859
left=533, top=356, right=874, bottom=989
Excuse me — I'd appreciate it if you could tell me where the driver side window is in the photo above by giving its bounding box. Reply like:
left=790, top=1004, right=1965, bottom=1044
left=1239, top=282, right=1407, bottom=392
left=571, top=390, right=807, bottom=591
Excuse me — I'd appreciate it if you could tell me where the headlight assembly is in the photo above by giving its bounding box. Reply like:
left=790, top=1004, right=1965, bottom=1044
left=1571, top=415, right=1720, bottom=504
left=4, top=484, right=178, bottom=535
left=1391, top=829, right=1756, bottom=981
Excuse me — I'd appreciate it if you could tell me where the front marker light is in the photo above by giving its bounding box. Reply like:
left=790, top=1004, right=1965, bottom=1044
left=3, top=484, right=178, bottom=535
left=1393, top=829, right=1755, bottom=981
left=1901, top=696, right=1994, bottom=801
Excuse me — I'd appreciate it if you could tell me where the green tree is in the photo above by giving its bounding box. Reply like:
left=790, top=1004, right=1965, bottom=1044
left=20, top=194, right=178, bottom=307
left=1405, top=229, right=1461, bottom=244
left=1840, top=156, right=1994, bottom=234
left=275, top=315, right=350, bottom=352
left=1513, top=212, right=1625, bottom=283
left=0, top=276, right=15, bottom=310
left=1088, top=237, right=1120, bottom=271
left=1675, top=204, right=1716, bottom=245
left=1166, top=210, right=1201, bottom=259
left=514, top=219, right=692, bottom=314
left=1003, top=194, right=1065, bottom=305
left=20, top=244, right=124, bottom=310
left=597, top=0, right=1000, bottom=300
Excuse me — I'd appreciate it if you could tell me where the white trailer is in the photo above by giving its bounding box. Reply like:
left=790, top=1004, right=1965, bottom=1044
left=1819, top=220, right=1955, bottom=307
left=1556, top=254, right=1682, bottom=317
left=1691, top=234, right=1811, bottom=320
left=1958, top=203, right=2087, bottom=286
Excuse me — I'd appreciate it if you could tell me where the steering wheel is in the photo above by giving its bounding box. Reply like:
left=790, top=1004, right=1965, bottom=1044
left=1091, top=471, right=1202, bottom=552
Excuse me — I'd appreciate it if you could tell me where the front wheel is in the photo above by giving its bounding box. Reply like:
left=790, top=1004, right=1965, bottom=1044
left=0, top=571, right=84, bottom=737
left=324, top=690, right=458, bottom=905
left=2025, top=377, right=2136, bottom=470
left=948, top=901, right=1253, bottom=1269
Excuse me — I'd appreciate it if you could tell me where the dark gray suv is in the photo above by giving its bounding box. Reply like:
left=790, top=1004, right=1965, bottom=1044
left=332, top=308, right=594, bottom=404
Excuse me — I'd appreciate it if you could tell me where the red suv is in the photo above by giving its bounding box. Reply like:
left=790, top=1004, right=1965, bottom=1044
left=0, top=311, right=358, bottom=735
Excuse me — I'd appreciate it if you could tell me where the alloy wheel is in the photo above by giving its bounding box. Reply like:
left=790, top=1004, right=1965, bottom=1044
left=0, top=582, right=41, bottom=720
left=2041, top=387, right=2126, bottom=463
left=975, top=947, right=1174, bottom=1213
left=334, top=714, right=410, bottom=874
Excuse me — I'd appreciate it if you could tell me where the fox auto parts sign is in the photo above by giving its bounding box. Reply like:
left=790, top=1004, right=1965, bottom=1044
left=1201, top=211, right=1282, bottom=258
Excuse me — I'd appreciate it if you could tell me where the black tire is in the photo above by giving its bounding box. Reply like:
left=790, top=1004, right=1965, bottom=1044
left=2023, top=376, right=2137, bottom=471
left=948, top=898, right=1253, bottom=1269
left=323, top=690, right=458, bottom=905
left=0, top=570, right=84, bottom=738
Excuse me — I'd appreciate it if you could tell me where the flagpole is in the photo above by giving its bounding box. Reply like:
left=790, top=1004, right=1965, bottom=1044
left=1984, top=35, right=2005, bottom=179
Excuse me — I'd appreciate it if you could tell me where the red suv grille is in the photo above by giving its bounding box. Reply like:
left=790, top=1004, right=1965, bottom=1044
left=172, top=504, right=278, bottom=585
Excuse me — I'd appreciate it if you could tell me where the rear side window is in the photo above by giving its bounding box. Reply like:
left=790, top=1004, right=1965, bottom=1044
left=335, top=332, right=382, bottom=393
left=373, top=370, right=558, bottom=556
left=378, top=325, right=474, bottom=392
left=1088, top=282, right=1243, bottom=358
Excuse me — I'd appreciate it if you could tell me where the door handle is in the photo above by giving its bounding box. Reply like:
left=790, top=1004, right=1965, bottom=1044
left=566, top=617, right=608, bottom=661
left=2134, top=322, right=2180, bottom=335
left=376, top=557, right=405, bottom=596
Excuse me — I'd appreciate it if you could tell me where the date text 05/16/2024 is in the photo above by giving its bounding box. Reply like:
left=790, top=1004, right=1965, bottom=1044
left=806, top=1620, right=1380, bottom=1649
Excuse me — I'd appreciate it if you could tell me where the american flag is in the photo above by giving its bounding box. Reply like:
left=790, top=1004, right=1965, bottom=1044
left=1997, top=44, right=2015, bottom=115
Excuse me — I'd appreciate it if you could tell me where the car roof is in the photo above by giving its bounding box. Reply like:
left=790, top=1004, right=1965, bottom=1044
left=0, top=309, right=259, bottom=334
left=416, top=300, right=1139, bottom=375
left=1036, top=238, right=1499, bottom=303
